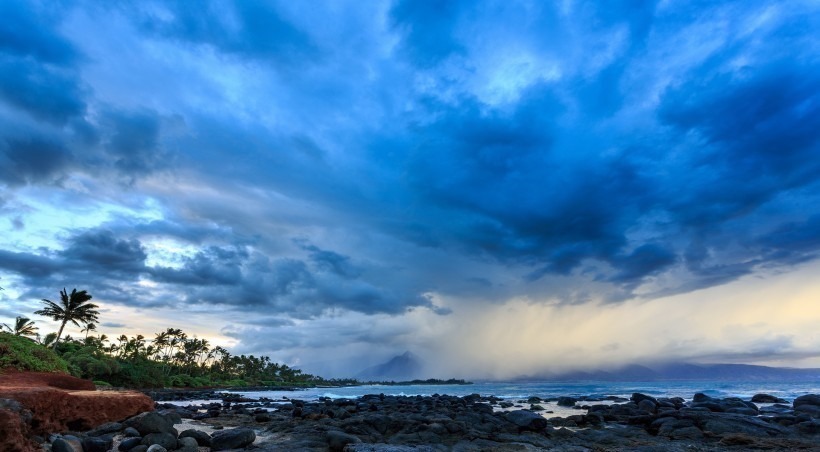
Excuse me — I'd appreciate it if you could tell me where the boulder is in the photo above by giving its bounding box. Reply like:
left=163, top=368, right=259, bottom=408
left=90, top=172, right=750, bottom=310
left=141, top=432, right=177, bottom=450
left=751, top=394, right=788, bottom=404
left=687, top=412, right=789, bottom=437
left=211, top=427, right=256, bottom=451
left=177, top=437, right=199, bottom=452
left=327, top=430, right=362, bottom=451
left=51, top=436, right=83, bottom=452
left=124, top=411, right=177, bottom=436
left=631, top=393, right=658, bottom=405
left=157, top=409, right=182, bottom=425
left=556, top=396, right=577, bottom=407
left=82, top=436, right=113, bottom=452
left=179, top=428, right=212, bottom=446
left=505, top=409, right=547, bottom=431
left=145, top=446, right=166, bottom=452
left=123, top=427, right=141, bottom=437
left=87, top=421, right=123, bottom=436
left=637, top=399, right=657, bottom=413
left=793, top=394, right=820, bottom=408
left=118, top=437, right=142, bottom=451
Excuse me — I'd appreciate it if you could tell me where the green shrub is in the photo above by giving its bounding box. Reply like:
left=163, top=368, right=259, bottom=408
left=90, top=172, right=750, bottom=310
left=94, top=380, right=112, bottom=387
left=0, top=332, right=69, bottom=373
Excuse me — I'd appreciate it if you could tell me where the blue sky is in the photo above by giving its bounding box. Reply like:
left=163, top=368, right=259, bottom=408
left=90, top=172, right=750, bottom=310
left=1, top=0, right=819, bottom=378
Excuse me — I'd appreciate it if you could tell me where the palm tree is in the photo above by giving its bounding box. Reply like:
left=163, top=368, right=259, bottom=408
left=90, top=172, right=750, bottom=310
left=81, top=322, right=97, bottom=339
left=34, top=288, right=99, bottom=349
left=1, top=316, right=38, bottom=337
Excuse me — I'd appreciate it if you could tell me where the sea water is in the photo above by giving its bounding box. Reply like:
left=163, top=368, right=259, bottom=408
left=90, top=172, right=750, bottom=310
left=225, top=379, right=820, bottom=403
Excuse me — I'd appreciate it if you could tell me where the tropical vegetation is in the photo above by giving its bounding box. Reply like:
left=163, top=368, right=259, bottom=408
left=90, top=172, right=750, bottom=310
left=3, top=287, right=467, bottom=389
left=0, top=332, right=69, bottom=373
left=34, top=288, right=99, bottom=349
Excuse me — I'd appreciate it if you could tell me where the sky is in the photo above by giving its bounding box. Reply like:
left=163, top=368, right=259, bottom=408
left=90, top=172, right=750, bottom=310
left=1, top=0, right=819, bottom=379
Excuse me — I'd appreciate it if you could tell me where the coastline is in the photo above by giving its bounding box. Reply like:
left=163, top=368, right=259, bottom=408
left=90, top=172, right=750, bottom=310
left=5, top=374, right=819, bottom=451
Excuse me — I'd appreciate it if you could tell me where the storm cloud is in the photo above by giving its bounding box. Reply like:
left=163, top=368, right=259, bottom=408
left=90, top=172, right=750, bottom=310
left=1, top=0, right=819, bottom=375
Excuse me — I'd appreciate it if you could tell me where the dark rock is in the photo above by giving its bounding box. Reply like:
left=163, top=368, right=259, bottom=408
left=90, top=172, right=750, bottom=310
left=796, top=420, right=820, bottom=434
left=687, top=411, right=789, bottom=437
left=87, top=421, right=123, bottom=436
left=726, top=407, right=758, bottom=416
left=177, top=437, right=199, bottom=452
left=141, top=432, right=177, bottom=450
left=631, top=393, right=658, bottom=405
left=794, top=394, right=820, bottom=408
left=118, top=437, right=143, bottom=451
left=795, top=404, right=820, bottom=417
left=82, top=436, right=113, bottom=452
left=145, top=445, right=166, bottom=452
left=327, top=430, right=362, bottom=451
left=123, top=427, right=141, bottom=437
left=157, top=409, right=182, bottom=425
left=556, top=396, right=577, bottom=407
left=179, top=429, right=212, bottom=446
left=692, top=393, right=714, bottom=403
left=637, top=399, right=657, bottom=413
left=255, top=413, right=271, bottom=422
left=51, top=436, right=82, bottom=452
left=124, top=411, right=176, bottom=435
left=751, top=393, right=788, bottom=404
left=527, top=396, right=542, bottom=403
left=130, top=447, right=149, bottom=452
left=211, top=427, right=256, bottom=451
left=505, top=409, right=547, bottom=431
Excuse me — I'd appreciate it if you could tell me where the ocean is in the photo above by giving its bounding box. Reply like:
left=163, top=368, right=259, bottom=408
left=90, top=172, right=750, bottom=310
left=224, top=379, right=820, bottom=403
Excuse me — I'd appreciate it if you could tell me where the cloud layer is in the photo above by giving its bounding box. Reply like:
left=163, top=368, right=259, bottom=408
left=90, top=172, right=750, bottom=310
left=1, top=0, right=819, bottom=376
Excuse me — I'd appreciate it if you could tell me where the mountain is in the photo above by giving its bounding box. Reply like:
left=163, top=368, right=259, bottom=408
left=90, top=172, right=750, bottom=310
left=357, top=351, right=424, bottom=381
left=520, top=362, right=820, bottom=382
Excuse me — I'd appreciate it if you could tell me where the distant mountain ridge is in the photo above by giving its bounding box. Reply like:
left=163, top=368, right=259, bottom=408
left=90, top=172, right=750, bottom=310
left=357, top=351, right=423, bottom=381
left=520, top=363, right=820, bottom=382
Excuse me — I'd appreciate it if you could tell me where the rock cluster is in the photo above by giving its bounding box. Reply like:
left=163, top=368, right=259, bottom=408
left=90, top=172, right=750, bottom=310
left=152, top=391, right=820, bottom=451
left=44, top=409, right=254, bottom=452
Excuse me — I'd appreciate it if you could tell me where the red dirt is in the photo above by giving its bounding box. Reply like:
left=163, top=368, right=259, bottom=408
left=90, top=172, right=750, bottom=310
left=0, top=371, right=154, bottom=452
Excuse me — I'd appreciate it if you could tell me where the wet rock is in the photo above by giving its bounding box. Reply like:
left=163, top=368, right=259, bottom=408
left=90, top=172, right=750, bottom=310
left=124, top=411, right=176, bottom=436
left=118, top=437, right=142, bottom=451
left=327, top=430, right=362, bottom=451
left=51, top=436, right=83, bottom=452
left=178, top=428, right=211, bottom=446
left=505, top=409, right=547, bottom=431
left=82, top=436, right=113, bottom=452
left=211, top=427, right=256, bottom=451
left=141, top=432, right=177, bottom=450
left=87, top=421, right=123, bottom=436
left=176, top=436, right=199, bottom=452
left=751, top=394, right=788, bottom=404
left=556, top=396, right=577, bottom=407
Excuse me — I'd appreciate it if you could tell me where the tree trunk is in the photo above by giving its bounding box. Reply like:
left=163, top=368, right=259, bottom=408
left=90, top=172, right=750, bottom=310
left=52, top=319, right=67, bottom=349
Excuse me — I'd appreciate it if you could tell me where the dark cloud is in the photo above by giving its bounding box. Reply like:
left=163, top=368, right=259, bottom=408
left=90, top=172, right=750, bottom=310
left=61, top=229, right=147, bottom=275
left=0, top=137, right=72, bottom=186
left=101, top=322, right=126, bottom=328
left=608, top=244, right=677, bottom=286
left=0, top=249, right=61, bottom=278
left=100, top=108, right=165, bottom=173
left=389, top=0, right=466, bottom=67
left=150, top=246, right=246, bottom=286
left=0, top=57, right=87, bottom=125
left=0, top=0, right=79, bottom=65
left=139, top=0, right=318, bottom=65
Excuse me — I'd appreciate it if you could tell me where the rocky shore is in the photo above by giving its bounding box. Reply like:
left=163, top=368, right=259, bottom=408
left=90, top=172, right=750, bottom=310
left=23, top=389, right=820, bottom=451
